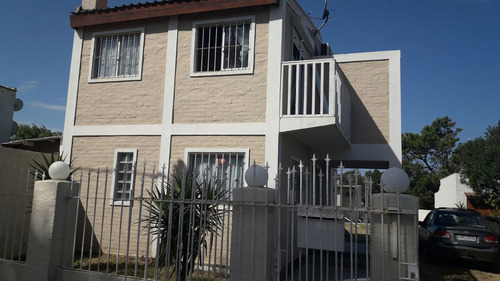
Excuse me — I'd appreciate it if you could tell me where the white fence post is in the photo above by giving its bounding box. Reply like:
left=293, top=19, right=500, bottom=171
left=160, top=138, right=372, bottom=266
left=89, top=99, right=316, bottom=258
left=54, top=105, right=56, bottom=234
left=230, top=187, right=276, bottom=281
left=23, top=180, right=79, bottom=281
left=370, top=193, right=419, bottom=281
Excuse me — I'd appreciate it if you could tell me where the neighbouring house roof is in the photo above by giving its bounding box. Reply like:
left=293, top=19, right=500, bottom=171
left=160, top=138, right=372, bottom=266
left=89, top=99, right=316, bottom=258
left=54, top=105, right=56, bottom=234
left=464, top=192, right=476, bottom=197
left=1, top=136, right=62, bottom=154
left=70, top=0, right=279, bottom=28
left=0, top=85, right=16, bottom=91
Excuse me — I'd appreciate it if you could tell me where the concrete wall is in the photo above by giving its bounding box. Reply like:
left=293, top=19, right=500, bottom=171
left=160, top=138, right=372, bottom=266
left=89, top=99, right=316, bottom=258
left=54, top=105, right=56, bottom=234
left=75, top=20, right=168, bottom=126
left=0, top=147, right=51, bottom=262
left=173, top=8, right=269, bottom=124
left=280, top=133, right=310, bottom=169
left=338, top=60, right=390, bottom=144
left=435, top=173, right=472, bottom=208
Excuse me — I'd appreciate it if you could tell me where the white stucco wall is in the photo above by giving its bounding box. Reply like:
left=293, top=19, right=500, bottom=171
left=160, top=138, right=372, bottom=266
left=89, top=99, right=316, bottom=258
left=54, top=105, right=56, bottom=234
left=0, top=86, right=17, bottom=142
left=435, top=173, right=473, bottom=208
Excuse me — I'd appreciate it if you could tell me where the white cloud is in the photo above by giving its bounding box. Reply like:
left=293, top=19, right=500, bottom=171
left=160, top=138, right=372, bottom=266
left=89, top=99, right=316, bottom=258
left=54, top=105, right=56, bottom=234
left=30, top=101, right=66, bottom=112
left=18, top=80, right=39, bottom=93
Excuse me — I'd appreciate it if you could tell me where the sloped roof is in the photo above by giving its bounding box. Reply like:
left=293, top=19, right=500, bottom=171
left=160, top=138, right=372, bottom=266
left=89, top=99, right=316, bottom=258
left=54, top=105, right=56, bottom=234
left=2, top=136, right=62, bottom=154
left=70, top=0, right=279, bottom=28
left=0, top=85, right=16, bottom=91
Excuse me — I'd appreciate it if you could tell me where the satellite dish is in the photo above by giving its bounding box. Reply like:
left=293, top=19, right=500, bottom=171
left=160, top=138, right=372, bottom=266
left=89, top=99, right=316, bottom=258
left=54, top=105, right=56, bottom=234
left=311, top=0, right=330, bottom=35
left=13, top=98, right=23, bottom=112
left=322, top=0, right=329, bottom=20
left=10, top=121, right=18, bottom=136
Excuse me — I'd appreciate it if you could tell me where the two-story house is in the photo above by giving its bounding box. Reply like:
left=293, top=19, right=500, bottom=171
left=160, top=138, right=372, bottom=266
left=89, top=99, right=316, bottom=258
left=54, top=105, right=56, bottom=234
left=59, top=0, right=403, bottom=264
left=62, top=0, right=401, bottom=200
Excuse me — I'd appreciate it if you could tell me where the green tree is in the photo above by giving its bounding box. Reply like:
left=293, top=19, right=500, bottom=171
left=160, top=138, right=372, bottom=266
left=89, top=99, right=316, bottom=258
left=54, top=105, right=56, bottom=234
left=453, top=121, right=500, bottom=211
left=402, top=116, right=462, bottom=209
left=11, top=124, right=61, bottom=141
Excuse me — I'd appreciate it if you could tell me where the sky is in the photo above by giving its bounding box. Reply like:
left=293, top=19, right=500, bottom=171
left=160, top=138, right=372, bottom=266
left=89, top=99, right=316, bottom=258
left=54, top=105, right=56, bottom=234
left=0, top=0, right=499, bottom=143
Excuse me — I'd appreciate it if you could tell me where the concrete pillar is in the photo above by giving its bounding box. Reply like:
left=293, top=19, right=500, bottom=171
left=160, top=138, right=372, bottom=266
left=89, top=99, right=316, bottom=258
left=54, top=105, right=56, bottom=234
left=230, top=187, right=276, bottom=281
left=82, top=0, right=107, bottom=10
left=370, top=193, right=419, bottom=281
left=24, top=180, right=79, bottom=281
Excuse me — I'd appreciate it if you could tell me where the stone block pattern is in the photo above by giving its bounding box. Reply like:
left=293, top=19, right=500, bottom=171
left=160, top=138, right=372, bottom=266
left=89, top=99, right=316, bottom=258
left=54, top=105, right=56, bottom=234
left=173, top=9, right=269, bottom=124
left=71, top=136, right=161, bottom=256
left=75, top=20, right=167, bottom=126
left=338, top=60, right=390, bottom=144
left=169, top=135, right=266, bottom=173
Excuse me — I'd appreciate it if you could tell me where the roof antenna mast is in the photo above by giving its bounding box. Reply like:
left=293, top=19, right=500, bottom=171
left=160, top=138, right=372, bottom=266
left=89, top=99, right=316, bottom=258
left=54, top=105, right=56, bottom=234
left=310, top=0, right=330, bottom=35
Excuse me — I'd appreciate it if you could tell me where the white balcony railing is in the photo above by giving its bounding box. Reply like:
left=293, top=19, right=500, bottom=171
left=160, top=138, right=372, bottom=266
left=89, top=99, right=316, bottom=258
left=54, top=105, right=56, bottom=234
left=281, top=58, right=351, bottom=140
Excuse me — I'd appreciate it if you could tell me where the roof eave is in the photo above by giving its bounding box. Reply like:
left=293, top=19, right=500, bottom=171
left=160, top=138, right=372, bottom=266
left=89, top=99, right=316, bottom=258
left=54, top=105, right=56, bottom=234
left=70, top=0, right=279, bottom=29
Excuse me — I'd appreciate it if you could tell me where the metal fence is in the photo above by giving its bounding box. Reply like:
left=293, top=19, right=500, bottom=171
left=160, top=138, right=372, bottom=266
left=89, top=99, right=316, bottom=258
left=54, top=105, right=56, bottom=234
left=54, top=155, right=417, bottom=280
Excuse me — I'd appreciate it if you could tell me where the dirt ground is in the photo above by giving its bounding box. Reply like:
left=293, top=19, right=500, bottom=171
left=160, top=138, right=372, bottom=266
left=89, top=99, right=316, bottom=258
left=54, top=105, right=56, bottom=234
left=420, top=257, right=500, bottom=281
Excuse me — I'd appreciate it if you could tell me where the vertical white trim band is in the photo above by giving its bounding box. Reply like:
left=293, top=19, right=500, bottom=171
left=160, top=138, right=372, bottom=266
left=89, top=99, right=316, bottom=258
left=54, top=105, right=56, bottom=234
left=159, top=16, right=179, bottom=172
left=62, top=29, right=84, bottom=162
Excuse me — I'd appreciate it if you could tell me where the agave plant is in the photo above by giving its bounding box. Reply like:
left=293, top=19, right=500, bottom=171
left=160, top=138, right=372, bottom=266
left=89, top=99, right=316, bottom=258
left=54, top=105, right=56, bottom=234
left=30, top=152, right=78, bottom=180
left=142, top=171, right=227, bottom=280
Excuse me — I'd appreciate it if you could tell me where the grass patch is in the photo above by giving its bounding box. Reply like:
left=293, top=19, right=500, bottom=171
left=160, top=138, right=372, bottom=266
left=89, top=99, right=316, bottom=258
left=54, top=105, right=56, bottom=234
left=73, top=253, right=225, bottom=281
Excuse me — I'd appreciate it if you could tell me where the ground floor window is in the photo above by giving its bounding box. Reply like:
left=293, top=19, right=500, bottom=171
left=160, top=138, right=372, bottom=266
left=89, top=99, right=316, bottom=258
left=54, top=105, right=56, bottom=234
left=186, top=150, right=248, bottom=194
left=111, top=149, right=137, bottom=205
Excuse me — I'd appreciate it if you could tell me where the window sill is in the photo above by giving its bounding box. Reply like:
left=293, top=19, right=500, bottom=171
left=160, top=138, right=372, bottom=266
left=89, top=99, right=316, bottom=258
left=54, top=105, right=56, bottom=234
left=88, top=75, right=142, bottom=83
left=190, top=68, right=254, bottom=77
left=109, top=200, right=133, bottom=207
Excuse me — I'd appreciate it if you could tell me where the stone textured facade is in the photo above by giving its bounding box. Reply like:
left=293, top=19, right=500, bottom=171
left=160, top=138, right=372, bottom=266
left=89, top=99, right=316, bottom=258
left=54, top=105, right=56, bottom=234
left=170, top=135, right=266, bottom=171
left=75, top=21, right=168, bottom=126
left=338, top=60, right=390, bottom=144
left=173, top=9, right=269, bottom=124
left=71, top=136, right=162, bottom=255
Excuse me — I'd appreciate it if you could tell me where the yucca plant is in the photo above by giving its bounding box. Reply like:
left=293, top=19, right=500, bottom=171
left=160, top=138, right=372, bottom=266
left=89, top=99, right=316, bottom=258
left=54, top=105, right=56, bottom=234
left=142, top=172, right=227, bottom=280
left=30, top=152, right=78, bottom=180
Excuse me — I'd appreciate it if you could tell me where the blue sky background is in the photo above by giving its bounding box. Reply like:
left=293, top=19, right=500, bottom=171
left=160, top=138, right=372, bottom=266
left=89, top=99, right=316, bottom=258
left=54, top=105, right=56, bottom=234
left=0, top=0, right=499, bottom=143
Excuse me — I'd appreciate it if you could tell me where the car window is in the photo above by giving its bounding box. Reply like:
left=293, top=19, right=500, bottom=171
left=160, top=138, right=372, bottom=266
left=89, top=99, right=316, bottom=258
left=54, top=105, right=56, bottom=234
left=436, top=214, right=457, bottom=226
left=424, top=212, right=434, bottom=227
left=436, top=211, right=486, bottom=228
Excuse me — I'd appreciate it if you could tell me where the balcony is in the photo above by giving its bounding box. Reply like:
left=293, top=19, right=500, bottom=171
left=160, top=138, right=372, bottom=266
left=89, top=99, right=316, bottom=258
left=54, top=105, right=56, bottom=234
left=280, top=58, right=352, bottom=149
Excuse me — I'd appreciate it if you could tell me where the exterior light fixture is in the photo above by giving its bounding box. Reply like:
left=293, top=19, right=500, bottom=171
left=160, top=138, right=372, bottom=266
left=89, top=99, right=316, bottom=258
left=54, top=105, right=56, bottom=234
left=48, top=161, right=70, bottom=180
left=245, top=164, right=268, bottom=187
left=381, top=167, right=410, bottom=193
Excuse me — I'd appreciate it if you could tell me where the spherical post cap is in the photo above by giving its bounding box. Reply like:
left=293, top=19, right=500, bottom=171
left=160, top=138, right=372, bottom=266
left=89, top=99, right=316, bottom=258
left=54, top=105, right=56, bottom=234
left=48, top=161, right=70, bottom=180
left=381, top=167, right=410, bottom=193
left=245, top=165, right=268, bottom=187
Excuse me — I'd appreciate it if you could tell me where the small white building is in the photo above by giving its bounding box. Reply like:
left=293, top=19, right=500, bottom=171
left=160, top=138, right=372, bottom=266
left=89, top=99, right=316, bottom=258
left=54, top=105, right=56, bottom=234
left=435, top=173, right=473, bottom=208
left=0, top=85, right=22, bottom=143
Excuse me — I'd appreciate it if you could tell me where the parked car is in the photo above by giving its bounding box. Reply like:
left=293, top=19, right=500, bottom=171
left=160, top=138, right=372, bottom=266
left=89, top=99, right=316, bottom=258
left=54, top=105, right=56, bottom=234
left=419, top=208, right=500, bottom=264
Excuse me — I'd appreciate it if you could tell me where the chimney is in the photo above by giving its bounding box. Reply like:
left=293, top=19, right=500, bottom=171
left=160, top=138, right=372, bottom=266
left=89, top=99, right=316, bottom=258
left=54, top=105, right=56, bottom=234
left=82, top=0, right=108, bottom=10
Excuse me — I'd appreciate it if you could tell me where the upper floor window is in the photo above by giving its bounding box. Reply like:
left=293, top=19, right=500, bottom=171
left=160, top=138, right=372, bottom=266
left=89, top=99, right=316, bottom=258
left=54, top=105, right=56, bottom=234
left=89, top=28, right=145, bottom=82
left=191, top=16, right=255, bottom=76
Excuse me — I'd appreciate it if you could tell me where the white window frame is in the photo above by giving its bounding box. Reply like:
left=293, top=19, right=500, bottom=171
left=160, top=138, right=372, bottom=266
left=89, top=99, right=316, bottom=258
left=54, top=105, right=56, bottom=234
left=88, top=28, right=145, bottom=83
left=190, top=16, right=256, bottom=77
left=110, top=149, right=138, bottom=206
left=184, top=148, right=250, bottom=187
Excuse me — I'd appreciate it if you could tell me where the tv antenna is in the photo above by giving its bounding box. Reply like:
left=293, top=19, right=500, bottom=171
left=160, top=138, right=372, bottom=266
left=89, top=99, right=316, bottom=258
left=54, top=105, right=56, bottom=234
left=309, top=0, right=330, bottom=35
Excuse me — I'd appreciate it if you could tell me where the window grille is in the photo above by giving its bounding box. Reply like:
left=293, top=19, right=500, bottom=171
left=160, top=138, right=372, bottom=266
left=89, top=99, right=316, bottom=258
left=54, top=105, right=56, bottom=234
left=188, top=152, right=245, bottom=192
left=112, top=151, right=136, bottom=202
left=194, top=20, right=251, bottom=73
left=92, top=32, right=141, bottom=79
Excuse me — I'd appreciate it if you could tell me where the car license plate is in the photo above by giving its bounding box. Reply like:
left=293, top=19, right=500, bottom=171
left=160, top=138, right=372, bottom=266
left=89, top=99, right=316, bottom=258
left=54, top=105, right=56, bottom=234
left=456, top=235, right=477, bottom=242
